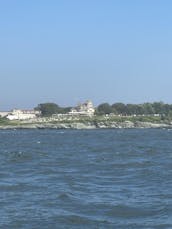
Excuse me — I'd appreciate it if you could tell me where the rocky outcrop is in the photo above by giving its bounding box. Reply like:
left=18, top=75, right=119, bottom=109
left=0, top=120, right=171, bottom=129
left=134, top=121, right=170, bottom=128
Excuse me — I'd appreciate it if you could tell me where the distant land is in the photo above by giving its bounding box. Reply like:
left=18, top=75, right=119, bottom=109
left=0, top=100, right=172, bottom=129
left=1, top=100, right=172, bottom=117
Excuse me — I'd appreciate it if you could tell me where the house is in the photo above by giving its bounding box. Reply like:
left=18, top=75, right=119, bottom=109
left=69, top=100, right=95, bottom=116
left=6, top=109, right=41, bottom=120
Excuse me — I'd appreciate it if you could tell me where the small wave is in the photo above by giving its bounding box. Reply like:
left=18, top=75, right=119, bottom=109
left=7, top=151, right=33, bottom=163
left=58, top=192, right=73, bottom=200
left=55, top=214, right=109, bottom=227
left=0, top=183, right=33, bottom=192
left=63, top=215, right=94, bottom=225
left=107, top=204, right=161, bottom=218
left=55, top=131, right=65, bottom=134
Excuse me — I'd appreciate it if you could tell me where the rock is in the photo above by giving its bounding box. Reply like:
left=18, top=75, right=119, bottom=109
left=0, top=120, right=172, bottom=129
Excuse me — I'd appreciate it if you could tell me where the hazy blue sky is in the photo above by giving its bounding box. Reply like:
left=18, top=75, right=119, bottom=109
left=1, top=0, right=172, bottom=110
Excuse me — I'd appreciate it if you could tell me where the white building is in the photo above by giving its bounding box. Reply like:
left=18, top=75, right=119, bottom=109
left=0, top=112, right=10, bottom=117
left=69, top=100, right=95, bottom=116
left=6, top=109, right=41, bottom=120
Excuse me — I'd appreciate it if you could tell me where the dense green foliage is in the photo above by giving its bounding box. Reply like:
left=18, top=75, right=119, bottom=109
left=96, top=103, right=112, bottom=115
left=35, top=103, right=71, bottom=116
left=35, top=101, right=172, bottom=118
left=35, top=103, right=59, bottom=116
left=96, top=102, right=172, bottom=116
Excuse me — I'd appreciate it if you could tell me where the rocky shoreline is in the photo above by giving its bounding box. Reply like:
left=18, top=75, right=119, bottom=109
left=0, top=121, right=171, bottom=129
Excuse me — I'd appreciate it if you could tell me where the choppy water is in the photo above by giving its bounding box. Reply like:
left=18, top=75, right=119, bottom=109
left=0, top=129, right=172, bottom=228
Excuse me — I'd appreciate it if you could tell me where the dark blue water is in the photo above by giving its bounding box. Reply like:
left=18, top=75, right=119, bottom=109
left=0, top=129, right=172, bottom=228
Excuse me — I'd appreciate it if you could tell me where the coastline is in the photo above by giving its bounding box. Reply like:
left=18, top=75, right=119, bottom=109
left=0, top=120, right=171, bottom=129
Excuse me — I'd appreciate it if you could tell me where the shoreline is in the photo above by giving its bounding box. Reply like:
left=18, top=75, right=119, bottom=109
left=0, top=120, right=172, bottom=130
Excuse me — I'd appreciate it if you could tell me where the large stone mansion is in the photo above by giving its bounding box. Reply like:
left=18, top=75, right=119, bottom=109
left=69, top=100, right=95, bottom=116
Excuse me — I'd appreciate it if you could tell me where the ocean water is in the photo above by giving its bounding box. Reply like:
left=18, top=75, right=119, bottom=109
left=0, top=128, right=172, bottom=229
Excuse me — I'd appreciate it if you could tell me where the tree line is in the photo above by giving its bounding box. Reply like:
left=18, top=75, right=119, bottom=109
left=96, top=102, right=172, bottom=116
left=35, top=102, right=172, bottom=117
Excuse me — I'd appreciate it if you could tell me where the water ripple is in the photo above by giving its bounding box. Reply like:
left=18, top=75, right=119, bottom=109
left=0, top=129, right=172, bottom=228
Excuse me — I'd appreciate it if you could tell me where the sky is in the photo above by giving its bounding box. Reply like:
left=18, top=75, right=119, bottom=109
left=1, top=0, right=172, bottom=110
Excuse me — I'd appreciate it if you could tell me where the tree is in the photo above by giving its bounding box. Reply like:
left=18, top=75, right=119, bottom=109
left=35, top=103, right=60, bottom=116
left=96, top=103, right=113, bottom=115
left=111, top=103, right=126, bottom=115
left=142, top=103, right=155, bottom=115
left=152, top=102, right=164, bottom=114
